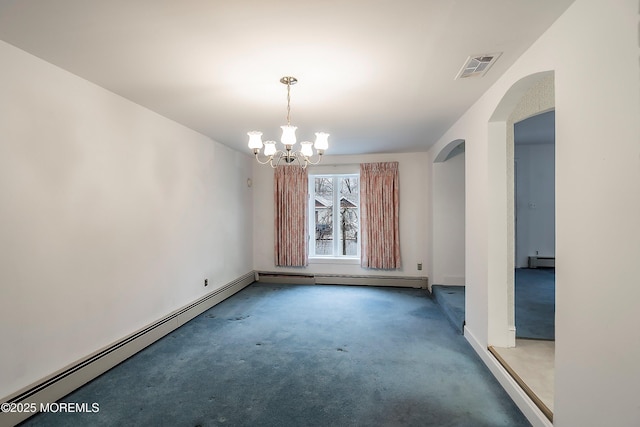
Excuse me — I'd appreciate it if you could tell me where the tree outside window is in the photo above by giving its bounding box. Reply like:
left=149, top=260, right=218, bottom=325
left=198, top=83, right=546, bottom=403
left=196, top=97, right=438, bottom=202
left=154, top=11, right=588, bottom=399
left=309, top=174, right=360, bottom=257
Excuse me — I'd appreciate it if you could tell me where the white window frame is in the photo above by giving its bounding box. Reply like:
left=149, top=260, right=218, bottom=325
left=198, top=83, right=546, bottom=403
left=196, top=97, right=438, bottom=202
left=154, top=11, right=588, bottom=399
left=308, top=171, right=360, bottom=260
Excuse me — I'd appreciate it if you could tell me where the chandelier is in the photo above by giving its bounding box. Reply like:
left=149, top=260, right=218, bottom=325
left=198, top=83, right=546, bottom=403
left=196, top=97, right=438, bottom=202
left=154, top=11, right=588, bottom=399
left=248, top=76, right=328, bottom=168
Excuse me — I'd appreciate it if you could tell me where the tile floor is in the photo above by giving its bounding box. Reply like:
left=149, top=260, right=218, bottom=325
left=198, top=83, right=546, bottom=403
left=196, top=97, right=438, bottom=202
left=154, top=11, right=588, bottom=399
left=492, top=339, right=555, bottom=417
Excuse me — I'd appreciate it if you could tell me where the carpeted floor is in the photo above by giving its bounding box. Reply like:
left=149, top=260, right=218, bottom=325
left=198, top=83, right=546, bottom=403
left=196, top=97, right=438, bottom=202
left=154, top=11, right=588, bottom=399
left=514, top=268, right=555, bottom=340
left=431, top=286, right=465, bottom=334
left=21, top=283, right=529, bottom=426
left=432, top=268, right=555, bottom=340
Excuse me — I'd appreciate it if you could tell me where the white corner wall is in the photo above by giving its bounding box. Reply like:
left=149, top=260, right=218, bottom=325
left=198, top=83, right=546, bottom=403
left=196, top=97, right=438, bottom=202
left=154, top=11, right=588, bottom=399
left=429, top=0, right=640, bottom=425
left=0, top=41, right=254, bottom=399
left=252, top=152, right=429, bottom=279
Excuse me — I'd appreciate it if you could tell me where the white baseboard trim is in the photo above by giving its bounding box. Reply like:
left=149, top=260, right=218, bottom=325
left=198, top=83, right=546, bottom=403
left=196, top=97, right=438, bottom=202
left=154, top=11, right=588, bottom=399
left=1, top=272, right=255, bottom=427
left=464, top=326, right=553, bottom=427
left=255, top=271, right=428, bottom=289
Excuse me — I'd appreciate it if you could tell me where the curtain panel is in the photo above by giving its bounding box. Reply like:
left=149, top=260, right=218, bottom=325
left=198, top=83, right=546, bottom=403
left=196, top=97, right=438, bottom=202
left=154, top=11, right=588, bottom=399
left=274, top=165, right=308, bottom=267
left=360, top=162, right=401, bottom=269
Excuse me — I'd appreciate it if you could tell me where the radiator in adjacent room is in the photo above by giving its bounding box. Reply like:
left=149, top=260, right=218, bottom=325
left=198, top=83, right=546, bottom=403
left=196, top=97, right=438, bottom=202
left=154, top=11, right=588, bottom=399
left=528, top=256, right=555, bottom=268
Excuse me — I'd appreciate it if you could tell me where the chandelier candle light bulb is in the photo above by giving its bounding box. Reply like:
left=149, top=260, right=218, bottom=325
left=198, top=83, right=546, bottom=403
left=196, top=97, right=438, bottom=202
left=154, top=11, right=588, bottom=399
left=248, top=76, right=328, bottom=168
left=264, top=141, right=277, bottom=156
left=280, top=125, right=297, bottom=147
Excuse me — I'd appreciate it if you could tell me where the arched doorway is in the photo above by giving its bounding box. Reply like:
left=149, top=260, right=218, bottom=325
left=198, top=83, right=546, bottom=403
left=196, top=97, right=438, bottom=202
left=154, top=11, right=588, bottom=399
left=486, top=71, right=554, bottom=347
left=486, top=71, right=556, bottom=420
left=431, top=139, right=466, bottom=332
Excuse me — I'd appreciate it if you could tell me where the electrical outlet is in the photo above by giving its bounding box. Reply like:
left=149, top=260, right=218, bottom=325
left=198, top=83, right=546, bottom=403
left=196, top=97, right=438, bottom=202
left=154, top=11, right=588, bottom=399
left=204, top=279, right=208, bottom=287
left=417, top=263, right=423, bottom=271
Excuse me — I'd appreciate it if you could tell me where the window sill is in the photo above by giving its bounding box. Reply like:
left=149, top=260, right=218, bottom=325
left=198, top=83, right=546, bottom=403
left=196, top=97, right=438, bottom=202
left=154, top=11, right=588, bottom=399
left=308, top=257, right=360, bottom=265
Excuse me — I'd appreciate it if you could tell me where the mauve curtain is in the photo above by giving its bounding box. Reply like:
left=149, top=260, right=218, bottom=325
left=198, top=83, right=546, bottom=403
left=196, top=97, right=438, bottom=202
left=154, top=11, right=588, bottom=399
left=360, top=162, right=401, bottom=269
left=274, top=165, right=308, bottom=267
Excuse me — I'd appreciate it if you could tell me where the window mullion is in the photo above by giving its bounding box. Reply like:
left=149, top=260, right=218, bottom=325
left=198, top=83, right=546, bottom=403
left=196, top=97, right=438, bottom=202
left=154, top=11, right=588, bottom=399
left=333, top=176, right=340, bottom=256
left=308, top=187, right=315, bottom=257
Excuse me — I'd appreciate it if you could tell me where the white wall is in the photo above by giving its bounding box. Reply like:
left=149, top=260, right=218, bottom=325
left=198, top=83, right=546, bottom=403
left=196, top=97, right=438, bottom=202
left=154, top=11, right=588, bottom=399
left=428, top=0, right=640, bottom=425
left=515, top=143, right=555, bottom=268
left=432, top=151, right=465, bottom=285
left=0, top=41, right=254, bottom=399
left=253, top=152, right=429, bottom=278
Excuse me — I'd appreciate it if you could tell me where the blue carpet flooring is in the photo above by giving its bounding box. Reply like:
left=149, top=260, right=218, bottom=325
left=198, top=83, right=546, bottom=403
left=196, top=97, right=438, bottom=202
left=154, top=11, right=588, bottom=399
left=432, top=268, right=555, bottom=340
left=21, top=283, right=529, bottom=426
left=514, top=268, right=555, bottom=340
left=431, top=286, right=465, bottom=334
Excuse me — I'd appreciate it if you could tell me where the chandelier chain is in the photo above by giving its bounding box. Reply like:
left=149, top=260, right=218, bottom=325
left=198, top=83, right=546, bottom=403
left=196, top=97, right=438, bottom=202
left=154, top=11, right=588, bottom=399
left=286, top=80, right=291, bottom=125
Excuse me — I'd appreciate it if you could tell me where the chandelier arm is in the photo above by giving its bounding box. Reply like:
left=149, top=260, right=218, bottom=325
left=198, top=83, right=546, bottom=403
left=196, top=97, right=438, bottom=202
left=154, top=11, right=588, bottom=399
left=256, top=147, right=323, bottom=169
left=292, top=153, right=307, bottom=169
left=253, top=151, right=275, bottom=165
left=303, top=153, right=324, bottom=166
left=271, top=151, right=286, bottom=168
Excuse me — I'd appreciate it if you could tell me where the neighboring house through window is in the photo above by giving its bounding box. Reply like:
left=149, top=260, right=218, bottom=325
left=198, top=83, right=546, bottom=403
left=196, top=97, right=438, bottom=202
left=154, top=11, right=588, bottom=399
left=308, top=172, right=360, bottom=258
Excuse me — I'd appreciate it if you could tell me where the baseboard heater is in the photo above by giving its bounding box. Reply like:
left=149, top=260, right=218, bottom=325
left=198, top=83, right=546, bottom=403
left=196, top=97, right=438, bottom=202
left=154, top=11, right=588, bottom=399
left=528, top=256, right=555, bottom=268
left=255, top=271, right=428, bottom=289
left=1, top=271, right=255, bottom=427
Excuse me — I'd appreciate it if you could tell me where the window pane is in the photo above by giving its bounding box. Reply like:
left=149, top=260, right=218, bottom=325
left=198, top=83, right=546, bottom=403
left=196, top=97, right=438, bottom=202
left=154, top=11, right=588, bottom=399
left=314, top=177, right=333, bottom=255
left=310, top=174, right=359, bottom=258
left=339, top=177, right=359, bottom=256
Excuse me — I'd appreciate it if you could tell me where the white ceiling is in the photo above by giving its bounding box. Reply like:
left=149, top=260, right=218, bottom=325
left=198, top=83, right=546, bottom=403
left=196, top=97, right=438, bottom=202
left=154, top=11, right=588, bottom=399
left=0, top=0, right=573, bottom=155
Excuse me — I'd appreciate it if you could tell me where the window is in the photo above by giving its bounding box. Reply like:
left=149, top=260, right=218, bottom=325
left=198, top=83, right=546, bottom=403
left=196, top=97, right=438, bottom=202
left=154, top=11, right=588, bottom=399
left=308, top=173, right=360, bottom=258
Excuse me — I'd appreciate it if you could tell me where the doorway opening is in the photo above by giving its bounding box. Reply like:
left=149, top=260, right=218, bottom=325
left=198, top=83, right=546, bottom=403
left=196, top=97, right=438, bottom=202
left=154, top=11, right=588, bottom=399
left=514, top=110, right=555, bottom=341
left=431, top=139, right=466, bottom=333
left=486, top=71, right=556, bottom=421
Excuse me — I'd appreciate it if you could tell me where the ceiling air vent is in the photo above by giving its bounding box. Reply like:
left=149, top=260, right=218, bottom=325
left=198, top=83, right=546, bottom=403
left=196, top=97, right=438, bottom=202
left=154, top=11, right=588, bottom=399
left=455, top=53, right=502, bottom=79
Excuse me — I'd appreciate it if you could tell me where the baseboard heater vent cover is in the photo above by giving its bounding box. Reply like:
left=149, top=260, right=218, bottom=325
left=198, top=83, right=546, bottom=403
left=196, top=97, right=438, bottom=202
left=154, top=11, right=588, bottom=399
left=254, top=271, right=315, bottom=284
left=528, top=256, right=555, bottom=268
left=255, top=271, right=428, bottom=289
